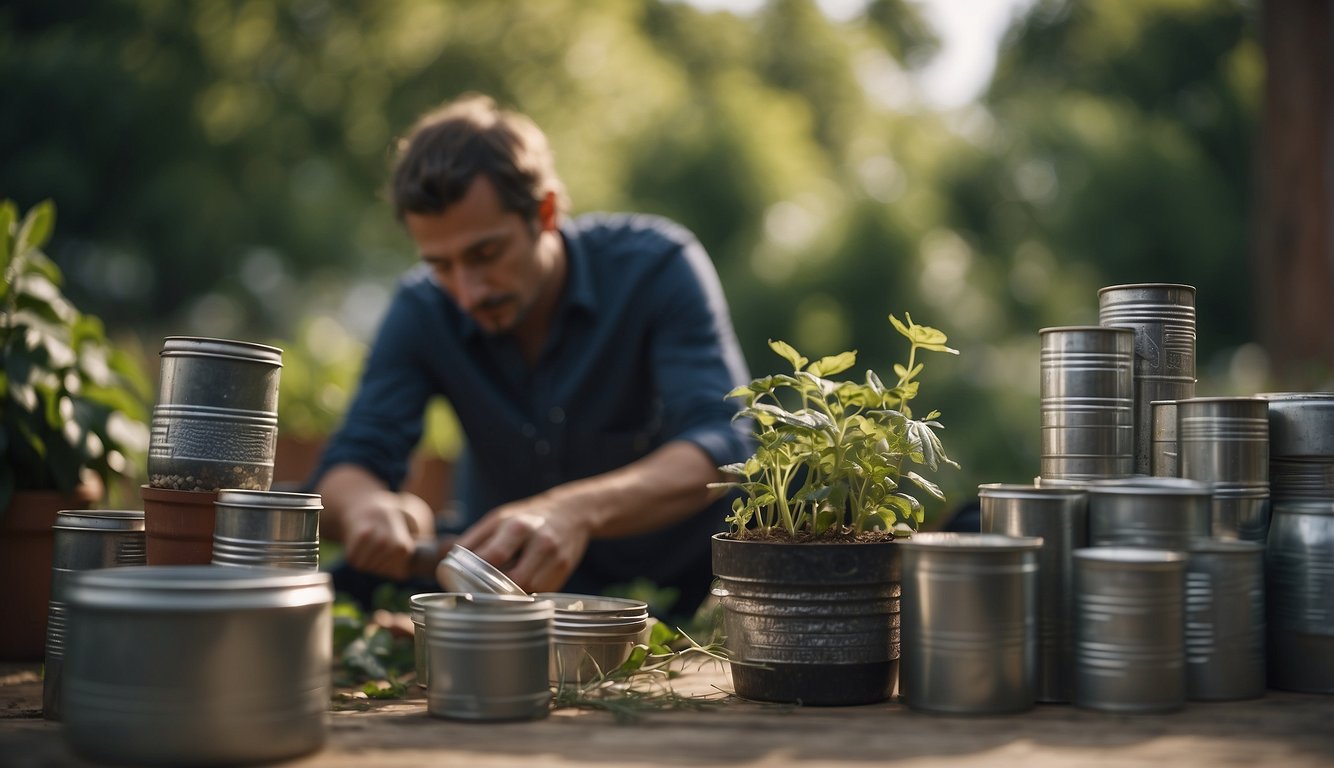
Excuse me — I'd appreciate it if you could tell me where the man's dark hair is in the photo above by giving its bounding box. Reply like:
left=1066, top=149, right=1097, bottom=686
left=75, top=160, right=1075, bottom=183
left=389, top=93, right=569, bottom=222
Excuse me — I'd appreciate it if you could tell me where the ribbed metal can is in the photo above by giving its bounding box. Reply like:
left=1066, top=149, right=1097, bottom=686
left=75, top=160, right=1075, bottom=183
left=1265, top=499, right=1334, bottom=692
left=43, top=510, right=146, bottom=721
left=1074, top=547, right=1187, bottom=713
left=1178, top=397, right=1271, bottom=541
left=1263, top=392, right=1334, bottom=501
left=425, top=594, right=553, bottom=721
left=211, top=489, right=321, bottom=570
left=978, top=483, right=1087, bottom=702
left=1185, top=539, right=1265, bottom=700
left=900, top=533, right=1042, bottom=714
left=61, top=566, right=332, bottom=766
left=1086, top=477, right=1211, bottom=549
left=409, top=592, right=457, bottom=689
left=1151, top=400, right=1180, bottom=477
left=1098, top=283, right=1197, bottom=476
left=1039, top=326, right=1136, bottom=481
left=148, top=336, right=282, bottom=492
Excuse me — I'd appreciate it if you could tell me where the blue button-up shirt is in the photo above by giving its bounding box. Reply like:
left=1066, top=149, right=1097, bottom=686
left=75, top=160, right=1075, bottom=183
left=316, top=212, right=753, bottom=604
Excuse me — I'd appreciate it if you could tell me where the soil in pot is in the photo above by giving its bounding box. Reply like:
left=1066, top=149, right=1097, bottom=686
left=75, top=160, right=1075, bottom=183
left=711, top=531, right=902, bottom=706
left=141, top=485, right=220, bottom=565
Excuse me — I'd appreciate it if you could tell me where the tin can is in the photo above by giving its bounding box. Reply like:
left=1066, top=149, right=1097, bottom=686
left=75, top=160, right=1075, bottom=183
left=43, top=510, right=146, bottom=721
left=1039, top=326, right=1136, bottom=481
left=1185, top=539, right=1265, bottom=700
left=211, top=489, right=321, bottom=570
left=978, top=483, right=1087, bottom=702
left=1178, top=397, right=1270, bottom=541
left=900, top=533, right=1042, bottom=714
left=1266, top=499, right=1334, bottom=692
left=425, top=594, right=554, bottom=721
left=1086, top=477, right=1211, bottom=549
left=1074, top=547, right=1187, bottom=713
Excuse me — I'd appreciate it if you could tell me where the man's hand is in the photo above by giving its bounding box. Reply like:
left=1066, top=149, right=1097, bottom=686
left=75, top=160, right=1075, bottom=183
left=342, top=490, right=436, bottom=581
left=455, top=494, right=592, bottom=593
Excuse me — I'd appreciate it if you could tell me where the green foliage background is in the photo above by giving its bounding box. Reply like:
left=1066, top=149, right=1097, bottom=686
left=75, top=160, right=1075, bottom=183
left=0, top=0, right=1262, bottom=523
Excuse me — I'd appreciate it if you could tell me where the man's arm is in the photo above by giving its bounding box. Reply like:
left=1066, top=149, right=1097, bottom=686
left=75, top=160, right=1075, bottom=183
left=455, top=440, right=723, bottom=592
left=318, top=463, right=436, bottom=581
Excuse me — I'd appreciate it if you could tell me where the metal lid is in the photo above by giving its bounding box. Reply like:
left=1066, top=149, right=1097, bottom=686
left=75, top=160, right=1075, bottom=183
left=1186, top=538, right=1264, bottom=556
left=215, top=489, right=323, bottom=510
left=900, top=532, right=1044, bottom=551
left=978, top=482, right=1086, bottom=499
left=66, top=565, right=331, bottom=612
left=1098, top=282, right=1196, bottom=297
left=410, top=591, right=462, bottom=622
left=423, top=593, right=552, bottom=626
left=1038, top=325, right=1136, bottom=335
left=1074, top=547, right=1188, bottom=568
left=160, top=336, right=283, bottom=366
left=1085, top=477, right=1210, bottom=496
left=532, top=593, right=649, bottom=618
left=53, top=509, right=145, bottom=532
left=436, top=546, right=527, bottom=596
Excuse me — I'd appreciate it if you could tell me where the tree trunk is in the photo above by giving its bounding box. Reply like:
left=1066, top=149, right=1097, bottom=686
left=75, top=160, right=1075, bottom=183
left=1257, top=0, right=1334, bottom=388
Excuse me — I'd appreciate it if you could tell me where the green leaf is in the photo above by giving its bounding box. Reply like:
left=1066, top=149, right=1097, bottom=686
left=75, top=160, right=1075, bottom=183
left=0, top=199, right=16, bottom=270
left=16, top=199, right=55, bottom=255
left=807, top=351, right=857, bottom=377
left=768, top=339, right=808, bottom=372
left=905, top=471, right=945, bottom=501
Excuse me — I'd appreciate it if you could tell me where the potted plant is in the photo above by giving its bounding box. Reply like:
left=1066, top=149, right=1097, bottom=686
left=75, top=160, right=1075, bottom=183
left=710, top=312, right=958, bottom=705
left=0, top=199, right=150, bottom=660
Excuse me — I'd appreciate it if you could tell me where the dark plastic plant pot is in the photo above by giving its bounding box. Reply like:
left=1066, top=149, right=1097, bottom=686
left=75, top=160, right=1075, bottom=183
left=711, top=532, right=902, bottom=706
left=141, top=485, right=219, bottom=565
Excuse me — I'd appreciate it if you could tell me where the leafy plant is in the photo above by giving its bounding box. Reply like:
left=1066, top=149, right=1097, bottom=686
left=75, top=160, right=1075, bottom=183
left=0, top=199, right=150, bottom=516
left=714, top=313, right=959, bottom=538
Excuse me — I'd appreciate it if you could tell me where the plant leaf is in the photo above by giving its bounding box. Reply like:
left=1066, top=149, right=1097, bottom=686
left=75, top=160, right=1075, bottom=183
left=16, top=199, right=55, bottom=255
left=768, top=339, right=808, bottom=372
left=807, top=351, right=856, bottom=377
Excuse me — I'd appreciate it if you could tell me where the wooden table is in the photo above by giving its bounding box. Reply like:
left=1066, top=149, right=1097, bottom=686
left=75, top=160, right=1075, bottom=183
left=4, top=660, right=1334, bottom=767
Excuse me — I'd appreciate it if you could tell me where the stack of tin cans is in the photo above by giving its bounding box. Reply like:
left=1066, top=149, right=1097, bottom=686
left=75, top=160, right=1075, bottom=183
left=946, top=282, right=1309, bottom=715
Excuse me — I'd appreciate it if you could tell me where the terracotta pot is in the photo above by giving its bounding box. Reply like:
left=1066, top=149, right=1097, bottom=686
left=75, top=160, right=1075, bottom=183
left=0, top=484, right=101, bottom=661
left=142, top=485, right=219, bottom=565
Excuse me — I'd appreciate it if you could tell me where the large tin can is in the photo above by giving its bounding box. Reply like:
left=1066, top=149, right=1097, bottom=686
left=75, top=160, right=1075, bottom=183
left=425, top=594, right=554, bottom=721
left=148, top=336, right=282, bottom=492
left=1039, top=326, right=1136, bottom=481
left=979, top=483, right=1087, bottom=702
left=1178, top=396, right=1270, bottom=541
left=1185, top=539, right=1265, bottom=700
left=1086, top=477, right=1211, bottom=549
left=42, top=510, right=146, bottom=720
left=900, top=533, right=1042, bottom=714
left=1098, top=283, right=1197, bottom=476
left=1074, top=547, right=1187, bottom=713
left=61, top=566, right=331, bottom=765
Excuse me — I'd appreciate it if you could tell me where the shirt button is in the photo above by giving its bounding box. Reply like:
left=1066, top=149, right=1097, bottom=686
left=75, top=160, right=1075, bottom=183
left=548, top=406, right=565, bottom=424
left=521, top=423, right=537, bottom=438
left=534, top=439, right=551, bottom=456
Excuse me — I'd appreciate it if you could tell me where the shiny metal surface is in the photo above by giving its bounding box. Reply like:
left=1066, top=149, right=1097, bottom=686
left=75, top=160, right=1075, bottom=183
left=1151, top=400, right=1180, bottom=477
left=1039, top=326, right=1136, bottom=481
left=900, top=533, right=1042, bottom=714
left=978, top=483, right=1087, bottom=702
left=425, top=594, right=553, bottom=721
left=1265, top=500, right=1334, bottom=692
left=436, top=545, right=527, bottom=596
left=535, top=593, right=650, bottom=688
left=1098, top=283, right=1197, bottom=476
left=43, top=510, right=146, bottom=721
left=1264, top=393, right=1334, bottom=501
left=61, top=566, right=332, bottom=766
left=410, top=592, right=462, bottom=689
left=1184, top=539, right=1265, bottom=701
left=211, top=489, right=321, bottom=570
left=1178, top=397, right=1271, bottom=541
left=148, top=336, right=282, bottom=492
left=1086, top=477, right=1211, bottom=549
left=1074, top=547, right=1187, bottom=713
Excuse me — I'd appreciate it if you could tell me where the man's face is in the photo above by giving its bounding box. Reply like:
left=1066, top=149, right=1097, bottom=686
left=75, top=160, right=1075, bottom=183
left=405, top=176, right=554, bottom=336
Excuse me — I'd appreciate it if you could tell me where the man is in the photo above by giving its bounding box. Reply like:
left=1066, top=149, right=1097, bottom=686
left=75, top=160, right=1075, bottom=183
left=314, top=94, right=752, bottom=616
